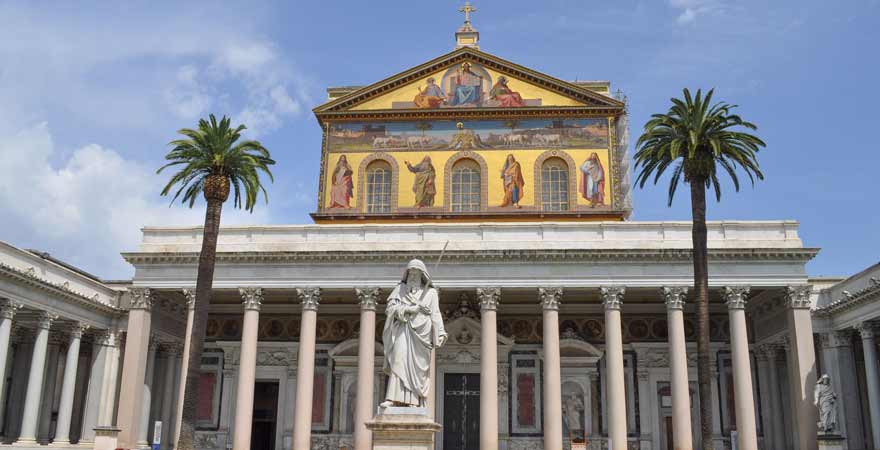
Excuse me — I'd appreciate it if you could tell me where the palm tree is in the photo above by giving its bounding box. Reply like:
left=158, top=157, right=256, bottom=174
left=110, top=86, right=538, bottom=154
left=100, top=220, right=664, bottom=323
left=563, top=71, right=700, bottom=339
left=158, top=114, right=275, bottom=450
left=634, top=89, right=764, bottom=449
left=415, top=120, right=433, bottom=136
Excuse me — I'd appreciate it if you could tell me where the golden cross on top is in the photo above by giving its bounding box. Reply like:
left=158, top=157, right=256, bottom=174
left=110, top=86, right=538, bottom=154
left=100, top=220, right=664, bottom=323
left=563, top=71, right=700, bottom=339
left=459, top=1, right=476, bottom=24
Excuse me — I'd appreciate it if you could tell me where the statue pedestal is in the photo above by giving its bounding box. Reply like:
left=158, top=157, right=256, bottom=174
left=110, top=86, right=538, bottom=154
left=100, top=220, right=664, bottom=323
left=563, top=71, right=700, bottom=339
left=818, top=434, right=847, bottom=450
left=366, top=407, right=441, bottom=450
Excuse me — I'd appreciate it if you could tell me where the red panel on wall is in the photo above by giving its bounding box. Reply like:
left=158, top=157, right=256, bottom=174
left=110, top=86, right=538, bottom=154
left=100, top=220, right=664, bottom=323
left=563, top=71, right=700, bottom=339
left=312, top=372, right=326, bottom=424
left=196, top=372, right=216, bottom=421
left=517, top=373, right=535, bottom=427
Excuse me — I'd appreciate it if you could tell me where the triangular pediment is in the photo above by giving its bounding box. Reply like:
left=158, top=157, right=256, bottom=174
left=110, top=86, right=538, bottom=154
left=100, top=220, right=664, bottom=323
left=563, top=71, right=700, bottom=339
left=443, top=316, right=515, bottom=347
left=314, top=47, right=623, bottom=114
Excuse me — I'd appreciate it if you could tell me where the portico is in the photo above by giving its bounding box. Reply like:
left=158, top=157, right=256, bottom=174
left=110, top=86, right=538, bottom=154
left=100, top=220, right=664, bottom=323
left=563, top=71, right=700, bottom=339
left=114, top=220, right=818, bottom=450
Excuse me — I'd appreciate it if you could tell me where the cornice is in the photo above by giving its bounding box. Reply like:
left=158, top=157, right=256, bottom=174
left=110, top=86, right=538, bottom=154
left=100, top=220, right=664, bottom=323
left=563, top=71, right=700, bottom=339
left=814, top=280, right=880, bottom=317
left=0, top=263, right=123, bottom=316
left=123, top=247, right=819, bottom=266
left=314, top=107, right=623, bottom=124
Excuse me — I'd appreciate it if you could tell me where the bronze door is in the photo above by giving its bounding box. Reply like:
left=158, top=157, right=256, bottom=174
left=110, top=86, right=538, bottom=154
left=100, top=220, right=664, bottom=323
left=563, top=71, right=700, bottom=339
left=443, top=373, right=480, bottom=450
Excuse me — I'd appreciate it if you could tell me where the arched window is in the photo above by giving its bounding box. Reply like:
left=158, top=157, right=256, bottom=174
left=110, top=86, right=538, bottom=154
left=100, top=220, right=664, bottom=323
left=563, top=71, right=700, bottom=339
left=450, top=159, right=481, bottom=212
left=365, top=160, right=392, bottom=213
left=541, top=158, right=569, bottom=211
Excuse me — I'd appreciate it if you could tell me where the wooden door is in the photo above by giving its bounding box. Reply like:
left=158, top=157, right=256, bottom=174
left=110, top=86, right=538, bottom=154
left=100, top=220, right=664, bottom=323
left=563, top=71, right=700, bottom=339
left=443, top=373, right=480, bottom=450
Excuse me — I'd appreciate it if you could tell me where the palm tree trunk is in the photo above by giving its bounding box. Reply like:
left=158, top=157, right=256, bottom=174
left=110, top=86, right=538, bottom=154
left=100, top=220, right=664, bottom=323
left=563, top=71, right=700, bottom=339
left=176, top=198, right=224, bottom=450
left=691, top=179, right=713, bottom=450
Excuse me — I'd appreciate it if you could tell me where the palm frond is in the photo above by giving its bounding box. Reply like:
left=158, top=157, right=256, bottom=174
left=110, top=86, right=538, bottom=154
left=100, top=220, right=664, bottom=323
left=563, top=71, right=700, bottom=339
left=634, top=88, right=765, bottom=205
left=157, top=114, right=276, bottom=211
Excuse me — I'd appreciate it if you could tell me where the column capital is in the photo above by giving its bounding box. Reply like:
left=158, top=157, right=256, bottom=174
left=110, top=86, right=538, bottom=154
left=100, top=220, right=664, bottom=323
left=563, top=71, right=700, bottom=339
left=477, top=287, right=501, bottom=311
left=94, top=329, right=122, bottom=347
left=296, top=287, right=321, bottom=311
left=181, top=288, right=196, bottom=311
left=0, top=298, right=23, bottom=320
left=784, top=285, right=812, bottom=309
left=601, top=286, right=625, bottom=310
left=662, top=286, right=688, bottom=310
left=355, top=287, right=381, bottom=311
left=538, top=287, right=563, bottom=311
left=68, top=322, right=90, bottom=339
left=857, top=322, right=876, bottom=339
left=238, top=287, right=263, bottom=311
left=724, top=286, right=751, bottom=310
left=129, top=288, right=154, bottom=311
left=36, top=311, right=59, bottom=330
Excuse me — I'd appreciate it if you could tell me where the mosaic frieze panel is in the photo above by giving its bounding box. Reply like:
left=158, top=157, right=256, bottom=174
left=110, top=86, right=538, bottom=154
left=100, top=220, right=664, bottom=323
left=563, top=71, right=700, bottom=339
left=499, top=315, right=730, bottom=343
left=205, top=314, right=730, bottom=343
left=205, top=314, right=362, bottom=342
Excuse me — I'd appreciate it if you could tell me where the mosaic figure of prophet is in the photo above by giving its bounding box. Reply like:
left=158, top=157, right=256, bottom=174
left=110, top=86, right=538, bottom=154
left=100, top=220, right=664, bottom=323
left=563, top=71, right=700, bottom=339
left=447, top=62, right=484, bottom=106
left=413, top=77, right=446, bottom=109
left=328, top=155, right=353, bottom=208
left=500, top=154, right=525, bottom=208
left=380, top=259, right=447, bottom=408
left=489, top=76, right=525, bottom=107
left=579, top=152, right=605, bottom=207
left=405, top=156, right=436, bottom=207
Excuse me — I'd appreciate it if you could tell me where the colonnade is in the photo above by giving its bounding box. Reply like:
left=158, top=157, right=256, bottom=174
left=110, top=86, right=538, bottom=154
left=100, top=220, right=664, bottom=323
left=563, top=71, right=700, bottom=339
left=199, top=284, right=818, bottom=450
left=0, top=299, right=126, bottom=447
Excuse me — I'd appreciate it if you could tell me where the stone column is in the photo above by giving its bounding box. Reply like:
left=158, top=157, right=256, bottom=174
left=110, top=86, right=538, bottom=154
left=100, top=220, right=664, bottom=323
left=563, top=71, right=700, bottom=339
left=857, top=322, right=880, bottom=450
left=353, top=287, right=380, bottom=450
left=138, top=339, right=158, bottom=446
left=783, top=285, right=818, bottom=450
left=663, top=287, right=693, bottom=450
left=539, top=287, right=563, bottom=450
left=0, top=300, right=21, bottom=425
left=16, top=311, right=58, bottom=444
left=173, top=289, right=196, bottom=449
left=232, top=287, right=263, bottom=450
left=478, top=288, right=501, bottom=450
left=763, top=346, right=786, bottom=450
left=601, top=287, right=628, bottom=450
left=754, top=347, right=774, bottom=450
left=54, top=323, right=89, bottom=444
left=160, top=346, right=181, bottom=450
left=118, top=288, right=154, bottom=448
left=292, top=288, right=320, bottom=450
left=724, top=286, right=758, bottom=450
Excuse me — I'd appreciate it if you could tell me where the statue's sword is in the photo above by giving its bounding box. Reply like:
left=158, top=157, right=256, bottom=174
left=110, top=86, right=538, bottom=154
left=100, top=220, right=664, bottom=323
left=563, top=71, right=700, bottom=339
left=432, top=240, right=450, bottom=275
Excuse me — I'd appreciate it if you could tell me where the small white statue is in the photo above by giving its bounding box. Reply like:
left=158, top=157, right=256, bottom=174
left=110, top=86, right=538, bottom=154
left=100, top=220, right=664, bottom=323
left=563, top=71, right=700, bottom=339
left=563, top=393, right=585, bottom=433
left=814, top=374, right=838, bottom=434
left=380, top=259, right=448, bottom=408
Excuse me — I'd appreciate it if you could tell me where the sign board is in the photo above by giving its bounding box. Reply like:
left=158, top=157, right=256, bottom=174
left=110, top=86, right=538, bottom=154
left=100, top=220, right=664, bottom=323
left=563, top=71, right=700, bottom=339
left=152, top=421, right=163, bottom=449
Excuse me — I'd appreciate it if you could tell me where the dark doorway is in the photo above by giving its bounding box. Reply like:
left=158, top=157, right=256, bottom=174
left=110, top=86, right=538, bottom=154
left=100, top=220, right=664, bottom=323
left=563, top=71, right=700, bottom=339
left=251, top=381, right=279, bottom=450
left=443, top=373, right=480, bottom=450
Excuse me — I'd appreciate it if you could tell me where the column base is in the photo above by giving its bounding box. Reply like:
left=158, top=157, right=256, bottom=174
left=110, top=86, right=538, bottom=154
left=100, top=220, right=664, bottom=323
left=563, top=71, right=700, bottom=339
left=92, top=427, right=121, bottom=450
left=12, top=438, right=39, bottom=446
left=49, top=439, right=73, bottom=446
left=818, top=434, right=847, bottom=450
left=366, top=407, right=441, bottom=450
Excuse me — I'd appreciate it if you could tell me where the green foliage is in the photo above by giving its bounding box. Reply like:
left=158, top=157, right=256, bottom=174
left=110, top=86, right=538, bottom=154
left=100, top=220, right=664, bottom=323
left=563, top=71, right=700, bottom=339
left=634, top=88, right=766, bottom=205
left=158, top=114, right=275, bottom=211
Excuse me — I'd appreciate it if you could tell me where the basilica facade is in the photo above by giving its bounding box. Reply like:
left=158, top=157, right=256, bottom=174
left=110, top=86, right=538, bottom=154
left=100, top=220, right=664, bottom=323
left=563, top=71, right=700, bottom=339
left=1, top=15, right=879, bottom=450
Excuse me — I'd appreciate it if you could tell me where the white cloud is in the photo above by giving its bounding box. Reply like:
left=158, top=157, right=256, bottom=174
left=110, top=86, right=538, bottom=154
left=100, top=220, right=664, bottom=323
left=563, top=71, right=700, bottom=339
left=669, top=0, right=723, bottom=24
left=0, top=4, right=303, bottom=278
left=0, top=122, right=271, bottom=279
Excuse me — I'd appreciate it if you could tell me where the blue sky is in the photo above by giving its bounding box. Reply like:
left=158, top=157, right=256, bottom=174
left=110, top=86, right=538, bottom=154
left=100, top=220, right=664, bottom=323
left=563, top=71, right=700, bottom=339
left=0, top=0, right=877, bottom=279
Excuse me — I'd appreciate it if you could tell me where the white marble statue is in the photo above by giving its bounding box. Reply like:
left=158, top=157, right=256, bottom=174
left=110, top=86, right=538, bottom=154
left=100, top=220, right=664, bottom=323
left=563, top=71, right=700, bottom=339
left=563, top=393, right=585, bottom=433
left=814, top=374, right=838, bottom=434
left=380, top=259, right=448, bottom=408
